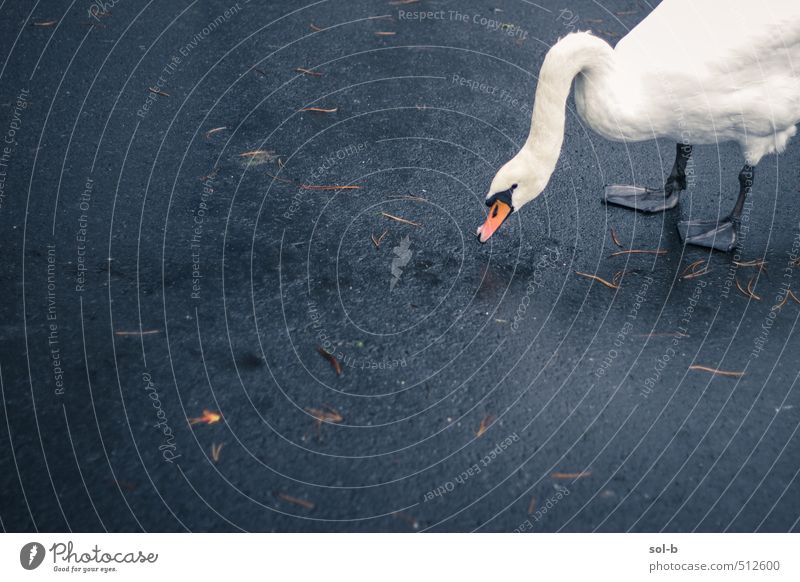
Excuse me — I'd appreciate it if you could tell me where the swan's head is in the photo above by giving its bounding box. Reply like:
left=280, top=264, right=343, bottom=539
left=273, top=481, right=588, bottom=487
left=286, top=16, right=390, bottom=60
left=477, top=152, right=543, bottom=243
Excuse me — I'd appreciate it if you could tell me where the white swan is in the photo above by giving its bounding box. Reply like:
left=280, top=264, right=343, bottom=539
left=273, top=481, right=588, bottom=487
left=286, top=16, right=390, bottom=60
left=477, top=0, right=800, bottom=251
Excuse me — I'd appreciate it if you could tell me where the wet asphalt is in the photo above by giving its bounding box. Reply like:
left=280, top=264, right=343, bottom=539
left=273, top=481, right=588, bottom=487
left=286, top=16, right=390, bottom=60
left=0, top=0, right=798, bottom=532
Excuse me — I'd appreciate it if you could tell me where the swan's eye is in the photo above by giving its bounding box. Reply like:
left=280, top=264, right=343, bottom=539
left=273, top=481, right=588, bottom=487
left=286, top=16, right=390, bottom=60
left=511, top=184, right=518, bottom=190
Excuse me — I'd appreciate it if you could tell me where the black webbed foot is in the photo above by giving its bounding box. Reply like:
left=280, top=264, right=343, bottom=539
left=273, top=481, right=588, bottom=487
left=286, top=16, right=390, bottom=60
left=603, top=184, right=680, bottom=213
left=677, top=218, right=737, bottom=252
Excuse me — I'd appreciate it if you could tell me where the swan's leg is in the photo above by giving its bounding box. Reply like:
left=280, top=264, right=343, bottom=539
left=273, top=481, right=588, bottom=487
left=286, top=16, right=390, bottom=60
left=603, top=143, right=692, bottom=213
left=677, top=164, right=754, bottom=252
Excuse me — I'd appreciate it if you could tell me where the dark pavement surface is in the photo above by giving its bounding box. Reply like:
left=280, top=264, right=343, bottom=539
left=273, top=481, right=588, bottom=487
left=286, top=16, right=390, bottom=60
left=1, top=0, right=799, bottom=532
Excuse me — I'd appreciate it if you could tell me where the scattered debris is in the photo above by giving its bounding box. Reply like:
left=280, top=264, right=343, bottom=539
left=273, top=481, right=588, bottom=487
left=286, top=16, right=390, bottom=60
left=316, top=346, right=342, bottom=375
left=114, top=329, right=161, bottom=336
left=680, top=259, right=711, bottom=280
left=33, top=20, right=58, bottom=27
left=299, top=107, right=338, bottom=113
left=210, top=443, right=223, bottom=463
left=371, top=230, right=389, bottom=248
left=610, top=227, right=622, bottom=248
left=575, top=271, right=619, bottom=290
left=375, top=31, right=396, bottom=36
left=309, top=23, right=325, bottom=32
left=476, top=414, right=494, bottom=438
left=188, top=410, right=222, bottom=426
left=253, top=67, right=268, bottom=76
left=147, top=87, right=170, bottom=97
left=277, top=493, right=315, bottom=510
left=294, top=67, right=322, bottom=77
left=205, top=126, right=227, bottom=138
left=688, top=365, right=745, bottom=378
left=392, top=511, right=420, bottom=529
left=551, top=471, right=592, bottom=479
left=381, top=212, right=421, bottom=227
left=609, top=248, right=667, bottom=257
left=389, top=0, right=420, bottom=5
left=616, top=10, right=638, bottom=15
left=527, top=496, right=537, bottom=515
left=306, top=406, right=344, bottom=439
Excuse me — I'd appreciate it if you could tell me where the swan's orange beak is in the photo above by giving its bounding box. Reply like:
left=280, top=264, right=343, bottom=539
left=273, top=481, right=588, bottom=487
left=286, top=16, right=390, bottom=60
left=476, top=199, right=512, bottom=243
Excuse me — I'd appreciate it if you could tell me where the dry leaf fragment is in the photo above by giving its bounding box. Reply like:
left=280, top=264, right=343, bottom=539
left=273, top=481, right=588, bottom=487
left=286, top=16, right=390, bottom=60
left=476, top=415, right=494, bottom=438
left=316, top=346, right=342, bottom=375
left=278, top=493, right=314, bottom=510
left=189, top=410, right=222, bottom=426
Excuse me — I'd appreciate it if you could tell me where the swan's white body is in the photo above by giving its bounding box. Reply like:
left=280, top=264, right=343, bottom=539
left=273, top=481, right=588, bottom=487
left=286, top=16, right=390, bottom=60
left=486, top=0, right=800, bottom=216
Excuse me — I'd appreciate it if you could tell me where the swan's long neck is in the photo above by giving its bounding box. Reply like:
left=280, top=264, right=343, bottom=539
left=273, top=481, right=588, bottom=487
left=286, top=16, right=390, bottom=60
left=522, top=32, right=614, bottom=194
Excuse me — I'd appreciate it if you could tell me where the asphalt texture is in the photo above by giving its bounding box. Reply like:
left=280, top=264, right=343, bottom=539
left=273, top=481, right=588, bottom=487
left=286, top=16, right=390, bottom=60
left=1, top=0, right=799, bottom=533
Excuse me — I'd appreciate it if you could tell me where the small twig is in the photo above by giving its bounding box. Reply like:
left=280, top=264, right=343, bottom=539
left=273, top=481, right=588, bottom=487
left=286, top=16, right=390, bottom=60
left=300, top=183, right=360, bottom=190
left=637, top=332, right=689, bottom=338
left=610, top=227, right=622, bottom=248
left=689, top=365, right=745, bottom=378
left=551, top=471, right=592, bottom=479
left=789, top=290, right=800, bottom=304
left=527, top=497, right=537, bottom=515
left=680, top=259, right=711, bottom=280
left=575, top=271, right=619, bottom=290
left=476, top=415, right=494, bottom=438
left=253, top=67, right=268, bottom=76
left=371, top=230, right=388, bottom=248
left=205, top=126, right=227, bottom=138
left=389, top=194, right=427, bottom=202
left=277, top=493, right=315, bottom=510
left=239, top=149, right=274, bottom=158
left=294, top=67, right=322, bottom=77
left=33, top=20, right=58, bottom=27
left=115, top=329, right=161, bottom=336
left=375, top=31, right=396, bottom=36
left=309, top=23, right=325, bottom=32
left=147, top=87, right=169, bottom=97
left=299, top=107, right=338, bottom=113
left=381, top=212, right=421, bottom=227
left=746, top=275, right=762, bottom=301
left=609, top=249, right=667, bottom=257
left=316, top=346, right=342, bottom=375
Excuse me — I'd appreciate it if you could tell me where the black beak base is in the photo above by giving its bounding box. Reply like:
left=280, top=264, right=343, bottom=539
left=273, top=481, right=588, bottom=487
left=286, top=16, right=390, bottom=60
left=486, top=188, right=514, bottom=210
